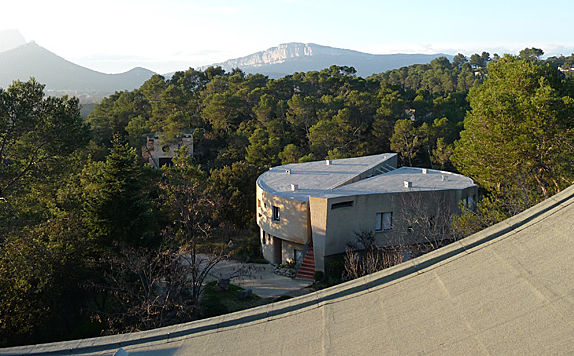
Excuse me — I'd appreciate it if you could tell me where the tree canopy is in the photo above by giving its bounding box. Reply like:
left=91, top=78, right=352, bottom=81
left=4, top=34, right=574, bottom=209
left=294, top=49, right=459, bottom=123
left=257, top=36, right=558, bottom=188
left=0, top=79, right=89, bottom=220
left=453, top=55, right=574, bottom=209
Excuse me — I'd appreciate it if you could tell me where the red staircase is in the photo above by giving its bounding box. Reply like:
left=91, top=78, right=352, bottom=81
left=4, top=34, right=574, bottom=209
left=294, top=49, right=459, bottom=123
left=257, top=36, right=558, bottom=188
left=296, top=245, right=315, bottom=280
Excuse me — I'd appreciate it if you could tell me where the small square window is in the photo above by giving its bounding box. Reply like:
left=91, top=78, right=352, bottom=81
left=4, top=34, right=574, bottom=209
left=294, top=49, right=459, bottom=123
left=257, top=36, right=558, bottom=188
left=272, top=206, right=280, bottom=221
left=376, top=212, right=392, bottom=231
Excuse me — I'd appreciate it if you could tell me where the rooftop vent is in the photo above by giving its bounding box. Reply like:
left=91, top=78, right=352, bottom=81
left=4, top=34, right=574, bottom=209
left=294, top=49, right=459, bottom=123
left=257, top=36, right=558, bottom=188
left=291, top=184, right=298, bottom=191
left=285, top=169, right=291, bottom=174
left=404, top=181, right=412, bottom=188
left=326, top=160, right=331, bottom=165
left=422, top=168, right=427, bottom=174
left=441, top=175, right=448, bottom=181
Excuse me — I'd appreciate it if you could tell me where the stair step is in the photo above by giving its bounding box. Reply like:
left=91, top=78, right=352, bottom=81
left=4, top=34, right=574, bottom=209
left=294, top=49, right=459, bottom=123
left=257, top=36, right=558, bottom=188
left=298, top=268, right=314, bottom=273
left=296, top=272, right=314, bottom=279
left=296, top=244, right=315, bottom=280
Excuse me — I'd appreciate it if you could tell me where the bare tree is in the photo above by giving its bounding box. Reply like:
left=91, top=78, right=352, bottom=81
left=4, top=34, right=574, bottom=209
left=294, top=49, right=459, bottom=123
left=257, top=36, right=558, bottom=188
left=343, top=231, right=402, bottom=280
left=87, top=243, right=197, bottom=334
left=399, top=192, right=456, bottom=250
left=88, top=169, right=233, bottom=334
left=159, top=172, right=222, bottom=309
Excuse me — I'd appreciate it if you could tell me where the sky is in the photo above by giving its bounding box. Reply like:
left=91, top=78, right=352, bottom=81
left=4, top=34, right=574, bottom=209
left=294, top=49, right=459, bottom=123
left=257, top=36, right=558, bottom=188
left=2, top=0, right=574, bottom=74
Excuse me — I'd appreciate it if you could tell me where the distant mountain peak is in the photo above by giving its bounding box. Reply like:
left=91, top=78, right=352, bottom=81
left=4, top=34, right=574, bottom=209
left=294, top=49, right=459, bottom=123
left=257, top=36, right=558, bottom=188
left=201, top=42, right=453, bottom=78
left=208, top=42, right=358, bottom=69
left=0, top=40, right=156, bottom=95
left=0, top=29, right=26, bottom=53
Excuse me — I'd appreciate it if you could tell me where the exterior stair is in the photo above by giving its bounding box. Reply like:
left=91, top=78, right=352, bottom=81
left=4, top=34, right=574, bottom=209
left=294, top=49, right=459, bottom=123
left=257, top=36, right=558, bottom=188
left=296, top=245, right=315, bottom=280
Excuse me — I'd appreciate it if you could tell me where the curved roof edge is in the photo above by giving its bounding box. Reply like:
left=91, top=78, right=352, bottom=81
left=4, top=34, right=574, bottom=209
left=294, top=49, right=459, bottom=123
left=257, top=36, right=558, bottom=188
left=4, top=185, right=574, bottom=355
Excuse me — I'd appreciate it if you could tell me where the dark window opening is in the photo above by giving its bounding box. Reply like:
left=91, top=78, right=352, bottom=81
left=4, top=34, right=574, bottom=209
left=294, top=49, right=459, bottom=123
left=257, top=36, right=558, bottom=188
left=272, top=206, right=280, bottom=221
left=331, top=201, right=354, bottom=210
left=158, top=157, right=173, bottom=168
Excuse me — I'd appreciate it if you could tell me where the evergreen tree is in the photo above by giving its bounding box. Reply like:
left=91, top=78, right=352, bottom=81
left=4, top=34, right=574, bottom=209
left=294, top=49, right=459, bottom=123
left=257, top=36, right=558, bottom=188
left=82, top=136, right=154, bottom=248
left=453, top=56, right=574, bottom=207
left=0, top=79, right=89, bottom=222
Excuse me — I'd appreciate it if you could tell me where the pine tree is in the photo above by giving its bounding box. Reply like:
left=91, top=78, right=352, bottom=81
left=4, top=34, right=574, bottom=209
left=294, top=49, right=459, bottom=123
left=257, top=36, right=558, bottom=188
left=453, top=56, right=574, bottom=206
left=82, top=136, right=153, bottom=247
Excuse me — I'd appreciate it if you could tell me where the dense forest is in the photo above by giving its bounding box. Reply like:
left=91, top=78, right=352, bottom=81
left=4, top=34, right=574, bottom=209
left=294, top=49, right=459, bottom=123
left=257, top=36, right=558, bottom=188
left=2, top=48, right=574, bottom=346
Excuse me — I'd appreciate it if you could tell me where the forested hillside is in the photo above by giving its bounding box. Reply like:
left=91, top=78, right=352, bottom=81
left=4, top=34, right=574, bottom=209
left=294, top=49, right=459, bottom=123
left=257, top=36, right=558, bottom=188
left=2, top=49, right=574, bottom=346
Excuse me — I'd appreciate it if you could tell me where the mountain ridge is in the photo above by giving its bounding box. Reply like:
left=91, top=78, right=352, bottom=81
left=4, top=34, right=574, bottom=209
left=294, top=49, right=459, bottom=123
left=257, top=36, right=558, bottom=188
left=0, top=42, right=156, bottom=98
left=200, top=42, right=454, bottom=78
left=0, top=38, right=455, bottom=99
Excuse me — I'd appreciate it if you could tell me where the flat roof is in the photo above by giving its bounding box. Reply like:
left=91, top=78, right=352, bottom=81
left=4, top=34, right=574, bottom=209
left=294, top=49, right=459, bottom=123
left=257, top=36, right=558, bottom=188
left=329, top=167, right=475, bottom=198
left=257, top=153, right=396, bottom=200
left=257, top=154, right=475, bottom=201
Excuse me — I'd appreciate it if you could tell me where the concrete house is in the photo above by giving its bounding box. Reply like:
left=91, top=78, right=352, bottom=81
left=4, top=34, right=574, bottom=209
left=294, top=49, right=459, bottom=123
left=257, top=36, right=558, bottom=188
left=256, top=153, right=477, bottom=277
left=142, top=133, right=193, bottom=168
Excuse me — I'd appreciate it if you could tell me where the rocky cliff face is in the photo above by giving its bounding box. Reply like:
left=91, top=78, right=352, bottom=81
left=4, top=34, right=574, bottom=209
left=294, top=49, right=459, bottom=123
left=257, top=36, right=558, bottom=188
left=206, top=43, right=358, bottom=69
left=201, top=43, right=452, bottom=78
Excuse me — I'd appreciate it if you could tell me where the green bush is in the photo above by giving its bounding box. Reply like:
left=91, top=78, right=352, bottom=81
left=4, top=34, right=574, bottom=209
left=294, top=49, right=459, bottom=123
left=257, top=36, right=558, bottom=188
left=201, top=297, right=229, bottom=318
left=325, top=256, right=345, bottom=282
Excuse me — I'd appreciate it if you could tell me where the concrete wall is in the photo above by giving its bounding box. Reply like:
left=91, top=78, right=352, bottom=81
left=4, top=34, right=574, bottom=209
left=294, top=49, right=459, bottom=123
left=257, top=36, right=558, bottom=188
left=310, top=186, right=478, bottom=271
left=309, top=196, right=329, bottom=272
left=144, top=134, right=193, bottom=168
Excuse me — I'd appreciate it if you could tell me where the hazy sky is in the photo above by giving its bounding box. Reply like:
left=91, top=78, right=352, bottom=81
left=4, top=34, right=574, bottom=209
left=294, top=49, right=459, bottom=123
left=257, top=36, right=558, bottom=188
left=2, top=0, right=574, bottom=74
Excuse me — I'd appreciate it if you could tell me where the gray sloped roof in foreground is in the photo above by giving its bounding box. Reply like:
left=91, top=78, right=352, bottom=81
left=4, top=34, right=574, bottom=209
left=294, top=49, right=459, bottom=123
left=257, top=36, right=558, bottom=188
left=5, top=185, right=574, bottom=355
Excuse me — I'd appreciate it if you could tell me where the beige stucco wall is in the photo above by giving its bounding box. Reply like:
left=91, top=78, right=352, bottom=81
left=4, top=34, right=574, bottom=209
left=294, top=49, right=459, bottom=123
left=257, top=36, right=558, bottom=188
left=259, top=228, right=305, bottom=264
left=282, top=240, right=305, bottom=264
left=256, top=183, right=311, bottom=264
left=309, top=196, right=329, bottom=272
left=256, top=187, right=310, bottom=244
left=260, top=230, right=275, bottom=263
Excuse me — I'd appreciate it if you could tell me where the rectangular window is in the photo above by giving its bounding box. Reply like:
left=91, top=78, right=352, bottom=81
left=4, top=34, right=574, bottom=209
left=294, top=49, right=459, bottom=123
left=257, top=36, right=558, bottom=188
left=331, top=201, right=354, bottom=210
left=272, top=206, right=280, bottom=221
left=376, top=212, right=392, bottom=231
left=294, top=249, right=302, bottom=262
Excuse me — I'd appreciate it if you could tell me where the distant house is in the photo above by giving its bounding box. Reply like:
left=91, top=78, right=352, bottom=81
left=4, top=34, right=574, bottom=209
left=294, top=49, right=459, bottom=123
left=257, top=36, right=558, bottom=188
left=256, top=153, right=477, bottom=277
left=142, top=133, right=193, bottom=168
